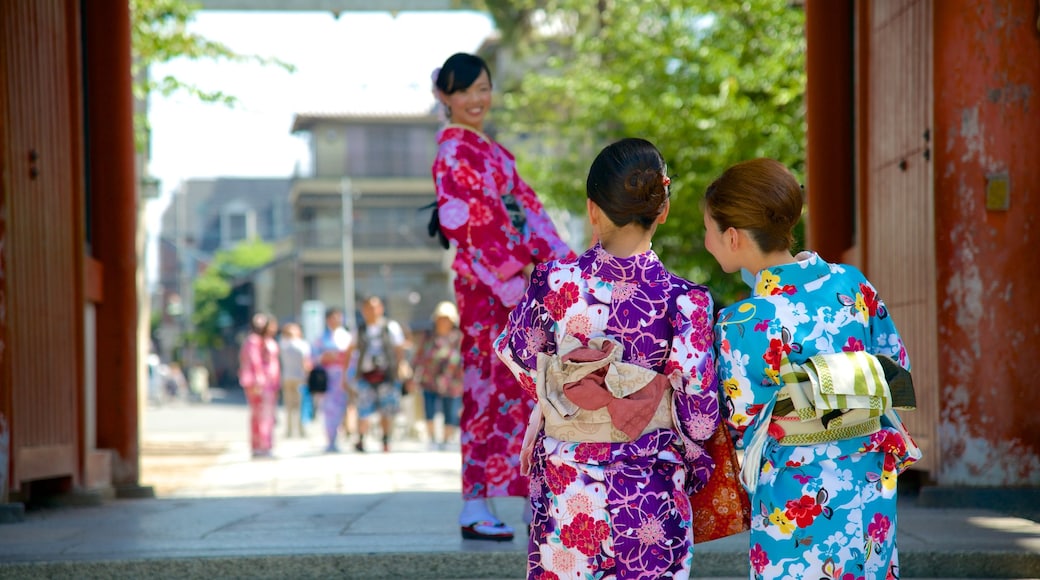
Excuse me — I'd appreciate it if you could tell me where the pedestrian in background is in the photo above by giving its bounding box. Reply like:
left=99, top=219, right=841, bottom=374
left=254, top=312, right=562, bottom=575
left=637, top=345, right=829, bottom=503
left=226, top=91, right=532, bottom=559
left=344, top=296, right=407, bottom=453
left=411, top=301, right=464, bottom=450
left=278, top=322, right=312, bottom=439
left=313, top=307, right=351, bottom=453
left=495, top=137, right=719, bottom=577
left=239, top=313, right=281, bottom=459
left=189, top=363, right=211, bottom=403
left=431, top=51, right=575, bottom=541
left=703, top=158, right=921, bottom=579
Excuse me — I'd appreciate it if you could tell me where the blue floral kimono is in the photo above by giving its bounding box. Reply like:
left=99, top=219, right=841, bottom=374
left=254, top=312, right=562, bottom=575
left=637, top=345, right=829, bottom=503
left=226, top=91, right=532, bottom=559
left=714, top=252, right=921, bottom=580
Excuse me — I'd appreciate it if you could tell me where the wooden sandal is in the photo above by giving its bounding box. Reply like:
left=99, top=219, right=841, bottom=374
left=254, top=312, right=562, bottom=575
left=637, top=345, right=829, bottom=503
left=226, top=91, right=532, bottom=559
left=460, top=520, right=514, bottom=541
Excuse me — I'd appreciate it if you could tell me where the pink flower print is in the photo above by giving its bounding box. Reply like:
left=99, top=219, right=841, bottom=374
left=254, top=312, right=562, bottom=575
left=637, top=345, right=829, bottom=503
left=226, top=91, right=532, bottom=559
left=545, top=460, right=578, bottom=495
left=633, top=514, right=666, bottom=546
left=750, top=543, right=769, bottom=574
left=437, top=197, right=470, bottom=230
left=686, top=289, right=710, bottom=308
left=612, top=281, right=637, bottom=301
left=544, top=281, right=579, bottom=320
left=754, top=319, right=772, bottom=332
left=453, top=158, right=482, bottom=189
left=559, top=512, right=609, bottom=557
left=467, top=201, right=495, bottom=227
left=565, top=314, right=592, bottom=339
left=867, top=512, right=891, bottom=543
left=573, top=442, right=610, bottom=463
left=523, top=326, right=548, bottom=356
left=485, top=454, right=512, bottom=488
left=842, top=336, right=865, bottom=352
left=564, top=493, right=595, bottom=519
left=675, top=491, right=692, bottom=522
left=664, top=359, right=682, bottom=376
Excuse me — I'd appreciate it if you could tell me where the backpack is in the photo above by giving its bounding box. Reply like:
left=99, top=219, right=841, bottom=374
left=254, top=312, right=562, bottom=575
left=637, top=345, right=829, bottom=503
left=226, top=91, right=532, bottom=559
left=307, top=366, right=328, bottom=394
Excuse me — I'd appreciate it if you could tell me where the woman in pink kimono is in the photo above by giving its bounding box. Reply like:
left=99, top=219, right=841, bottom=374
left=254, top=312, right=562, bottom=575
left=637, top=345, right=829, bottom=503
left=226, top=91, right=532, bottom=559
left=238, top=313, right=281, bottom=459
left=495, top=138, right=719, bottom=578
left=432, top=52, right=576, bottom=541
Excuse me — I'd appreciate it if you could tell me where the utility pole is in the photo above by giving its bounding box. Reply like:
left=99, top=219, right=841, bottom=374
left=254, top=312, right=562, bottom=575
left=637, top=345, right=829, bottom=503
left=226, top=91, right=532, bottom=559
left=340, top=177, right=357, bottom=337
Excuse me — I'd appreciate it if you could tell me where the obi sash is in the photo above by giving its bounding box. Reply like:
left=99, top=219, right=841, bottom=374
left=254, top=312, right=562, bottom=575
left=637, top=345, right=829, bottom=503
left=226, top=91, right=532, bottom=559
left=772, top=351, right=917, bottom=445
left=535, top=336, right=673, bottom=443
left=740, top=351, right=918, bottom=494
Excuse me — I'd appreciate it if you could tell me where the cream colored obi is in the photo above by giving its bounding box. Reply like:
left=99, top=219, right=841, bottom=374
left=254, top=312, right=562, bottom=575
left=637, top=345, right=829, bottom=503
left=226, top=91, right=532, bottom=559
left=535, top=336, right=673, bottom=443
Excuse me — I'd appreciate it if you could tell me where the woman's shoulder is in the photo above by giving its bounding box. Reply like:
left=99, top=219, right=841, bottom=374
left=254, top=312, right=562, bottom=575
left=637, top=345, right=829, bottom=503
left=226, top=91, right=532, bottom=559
left=437, top=124, right=493, bottom=148
left=664, top=271, right=712, bottom=300
left=717, top=293, right=777, bottom=322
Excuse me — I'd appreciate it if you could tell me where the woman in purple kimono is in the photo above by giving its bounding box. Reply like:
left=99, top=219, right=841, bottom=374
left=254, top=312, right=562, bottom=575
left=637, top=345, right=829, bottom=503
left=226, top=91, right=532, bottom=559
left=433, top=52, right=575, bottom=540
left=495, top=138, right=719, bottom=578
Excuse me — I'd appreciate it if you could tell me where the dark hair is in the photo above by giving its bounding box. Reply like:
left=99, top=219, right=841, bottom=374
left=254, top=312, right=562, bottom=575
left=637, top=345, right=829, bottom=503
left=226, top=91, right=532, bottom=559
left=435, top=52, right=492, bottom=95
left=586, top=138, right=669, bottom=229
left=324, top=307, right=342, bottom=321
left=702, top=158, right=803, bottom=253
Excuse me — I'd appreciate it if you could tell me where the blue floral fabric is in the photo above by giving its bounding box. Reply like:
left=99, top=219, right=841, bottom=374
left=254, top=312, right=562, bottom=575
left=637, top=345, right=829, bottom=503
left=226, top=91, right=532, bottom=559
left=714, top=252, right=921, bottom=580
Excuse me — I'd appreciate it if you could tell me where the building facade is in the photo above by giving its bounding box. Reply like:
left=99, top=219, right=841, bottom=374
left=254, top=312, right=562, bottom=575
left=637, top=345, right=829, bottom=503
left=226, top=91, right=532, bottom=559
left=290, top=111, right=455, bottom=335
left=155, top=177, right=294, bottom=364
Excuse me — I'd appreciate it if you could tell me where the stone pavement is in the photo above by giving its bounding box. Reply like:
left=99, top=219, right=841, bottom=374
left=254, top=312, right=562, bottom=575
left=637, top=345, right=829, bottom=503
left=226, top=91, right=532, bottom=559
left=0, top=394, right=1038, bottom=579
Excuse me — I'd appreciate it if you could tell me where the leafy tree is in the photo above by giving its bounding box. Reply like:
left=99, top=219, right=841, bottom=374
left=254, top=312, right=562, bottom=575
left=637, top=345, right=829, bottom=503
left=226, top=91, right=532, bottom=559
left=484, top=0, right=806, bottom=306
left=129, top=0, right=294, bottom=150
left=191, top=239, right=274, bottom=349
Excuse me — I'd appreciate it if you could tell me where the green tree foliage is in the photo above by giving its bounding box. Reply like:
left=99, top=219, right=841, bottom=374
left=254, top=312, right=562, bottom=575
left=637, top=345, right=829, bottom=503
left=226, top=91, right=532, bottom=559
left=129, top=0, right=294, bottom=150
left=191, top=239, right=274, bottom=349
left=486, top=0, right=806, bottom=306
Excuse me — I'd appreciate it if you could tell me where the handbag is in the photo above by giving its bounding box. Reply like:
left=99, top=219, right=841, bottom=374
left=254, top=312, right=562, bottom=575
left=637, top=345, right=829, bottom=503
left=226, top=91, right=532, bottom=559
left=307, top=367, right=328, bottom=394
left=690, top=422, right=752, bottom=543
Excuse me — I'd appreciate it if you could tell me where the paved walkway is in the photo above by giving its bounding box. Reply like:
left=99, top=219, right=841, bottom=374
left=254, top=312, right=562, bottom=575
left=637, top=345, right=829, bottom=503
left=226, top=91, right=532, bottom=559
left=0, top=395, right=1038, bottom=579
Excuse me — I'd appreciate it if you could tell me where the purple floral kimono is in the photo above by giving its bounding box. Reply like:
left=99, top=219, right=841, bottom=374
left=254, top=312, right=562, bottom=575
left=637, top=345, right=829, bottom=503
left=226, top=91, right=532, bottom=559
left=495, top=243, right=719, bottom=579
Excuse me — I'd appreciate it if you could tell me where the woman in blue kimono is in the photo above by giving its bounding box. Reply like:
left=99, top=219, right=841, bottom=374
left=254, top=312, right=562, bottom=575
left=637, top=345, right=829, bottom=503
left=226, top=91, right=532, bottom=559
left=702, top=158, right=921, bottom=580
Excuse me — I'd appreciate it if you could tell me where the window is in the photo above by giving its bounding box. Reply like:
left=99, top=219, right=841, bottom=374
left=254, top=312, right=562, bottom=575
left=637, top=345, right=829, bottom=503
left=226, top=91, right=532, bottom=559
left=358, top=125, right=437, bottom=178
left=226, top=212, right=249, bottom=243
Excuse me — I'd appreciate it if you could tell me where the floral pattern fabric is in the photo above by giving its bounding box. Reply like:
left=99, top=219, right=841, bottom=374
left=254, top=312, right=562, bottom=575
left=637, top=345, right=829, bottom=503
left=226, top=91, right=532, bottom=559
left=433, top=124, right=575, bottom=499
left=495, top=244, right=719, bottom=579
left=714, top=251, right=921, bottom=580
left=412, top=329, right=464, bottom=399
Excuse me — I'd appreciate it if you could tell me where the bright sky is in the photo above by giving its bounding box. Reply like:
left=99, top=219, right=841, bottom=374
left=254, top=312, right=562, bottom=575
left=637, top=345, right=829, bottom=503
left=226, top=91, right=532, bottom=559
left=145, top=9, right=495, bottom=281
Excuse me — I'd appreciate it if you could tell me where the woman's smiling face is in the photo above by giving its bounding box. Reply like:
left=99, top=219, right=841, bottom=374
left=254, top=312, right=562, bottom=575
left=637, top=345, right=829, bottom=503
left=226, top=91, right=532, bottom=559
left=443, top=69, right=492, bottom=131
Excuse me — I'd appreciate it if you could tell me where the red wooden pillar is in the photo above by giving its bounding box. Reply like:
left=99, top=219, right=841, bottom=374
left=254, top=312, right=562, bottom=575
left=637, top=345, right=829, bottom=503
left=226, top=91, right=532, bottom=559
left=83, top=2, right=141, bottom=488
left=804, top=0, right=856, bottom=262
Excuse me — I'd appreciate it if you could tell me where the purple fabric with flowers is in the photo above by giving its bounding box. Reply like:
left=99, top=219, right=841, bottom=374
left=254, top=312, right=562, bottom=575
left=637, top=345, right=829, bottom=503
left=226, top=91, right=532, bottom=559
left=495, top=243, right=719, bottom=578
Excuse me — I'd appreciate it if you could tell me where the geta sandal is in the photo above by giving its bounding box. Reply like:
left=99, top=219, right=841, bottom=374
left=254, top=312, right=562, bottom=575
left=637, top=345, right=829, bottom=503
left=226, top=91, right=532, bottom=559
left=460, top=520, right=514, bottom=541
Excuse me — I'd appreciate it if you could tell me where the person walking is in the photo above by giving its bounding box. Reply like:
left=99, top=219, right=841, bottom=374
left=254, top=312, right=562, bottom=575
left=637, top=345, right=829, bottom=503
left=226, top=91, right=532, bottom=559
left=702, top=158, right=921, bottom=579
left=313, top=307, right=351, bottom=453
left=495, top=138, right=719, bottom=577
left=411, top=301, right=464, bottom=450
left=431, top=51, right=576, bottom=542
left=344, top=296, right=406, bottom=453
left=278, top=322, right=312, bottom=439
left=238, top=313, right=281, bottom=459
